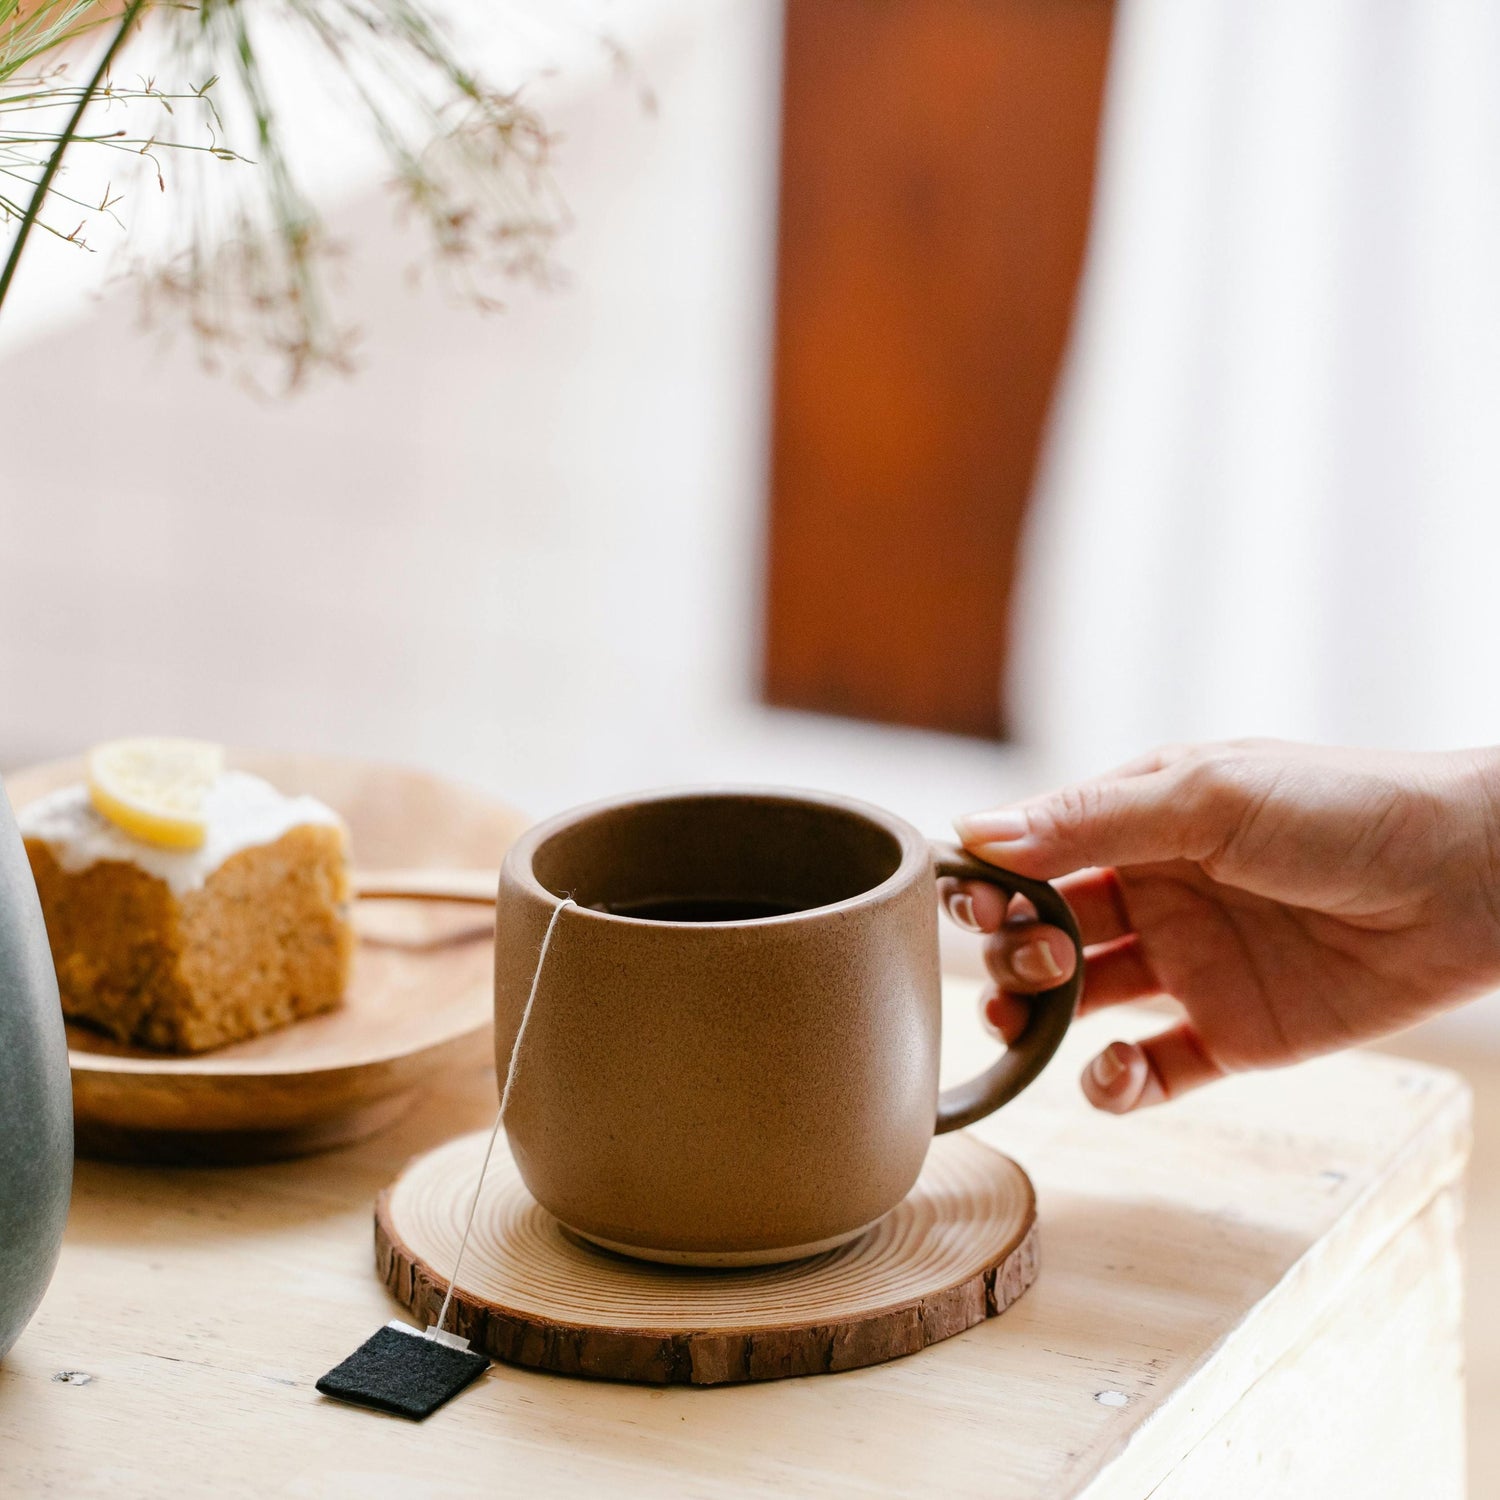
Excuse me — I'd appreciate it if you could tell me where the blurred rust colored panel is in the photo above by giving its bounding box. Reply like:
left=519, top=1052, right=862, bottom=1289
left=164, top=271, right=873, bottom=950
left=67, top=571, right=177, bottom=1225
left=763, top=0, right=1114, bottom=739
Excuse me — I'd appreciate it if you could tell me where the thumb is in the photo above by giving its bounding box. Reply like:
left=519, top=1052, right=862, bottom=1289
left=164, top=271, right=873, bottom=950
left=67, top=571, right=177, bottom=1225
left=955, top=765, right=1233, bottom=880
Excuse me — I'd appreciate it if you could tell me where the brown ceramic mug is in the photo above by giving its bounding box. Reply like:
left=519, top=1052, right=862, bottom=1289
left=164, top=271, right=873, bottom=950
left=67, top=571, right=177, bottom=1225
left=493, top=787, right=1083, bottom=1265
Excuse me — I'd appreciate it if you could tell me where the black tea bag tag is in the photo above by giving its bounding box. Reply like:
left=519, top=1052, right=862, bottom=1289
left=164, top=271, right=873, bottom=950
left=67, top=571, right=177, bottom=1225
left=317, top=897, right=573, bottom=1421
left=317, top=1322, right=489, bottom=1421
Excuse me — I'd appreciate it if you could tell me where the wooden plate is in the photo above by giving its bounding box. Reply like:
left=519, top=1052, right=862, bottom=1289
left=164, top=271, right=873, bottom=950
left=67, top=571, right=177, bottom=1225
left=4, top=751, right=529, bottom=1164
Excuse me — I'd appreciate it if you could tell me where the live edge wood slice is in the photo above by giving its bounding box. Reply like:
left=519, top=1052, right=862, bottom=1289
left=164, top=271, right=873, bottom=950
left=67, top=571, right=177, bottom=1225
left=376, top=1129, right=1038, bottom=1385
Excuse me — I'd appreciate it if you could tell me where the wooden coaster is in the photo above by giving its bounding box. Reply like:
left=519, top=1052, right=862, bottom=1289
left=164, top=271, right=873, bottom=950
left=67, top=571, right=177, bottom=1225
left=375, top=1129, right=1038, bottom=1385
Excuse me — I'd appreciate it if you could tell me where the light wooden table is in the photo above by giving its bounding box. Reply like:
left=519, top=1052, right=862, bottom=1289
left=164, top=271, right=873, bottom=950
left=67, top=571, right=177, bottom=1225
left=0, top=981, right=1469, bottom=1498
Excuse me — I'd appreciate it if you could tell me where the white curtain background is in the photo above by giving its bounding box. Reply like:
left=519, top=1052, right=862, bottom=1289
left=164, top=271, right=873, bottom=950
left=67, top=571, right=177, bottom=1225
left=1012, top=0, right=1500, bottom=778
left=0, top=0, right=1038, bottom=841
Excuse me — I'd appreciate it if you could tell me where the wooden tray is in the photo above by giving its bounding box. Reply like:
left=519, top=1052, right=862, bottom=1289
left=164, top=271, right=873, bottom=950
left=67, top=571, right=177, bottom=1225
left=5, top=751, right=529, bottom=1165
left=376, top=1128, right=1038, bottom=1384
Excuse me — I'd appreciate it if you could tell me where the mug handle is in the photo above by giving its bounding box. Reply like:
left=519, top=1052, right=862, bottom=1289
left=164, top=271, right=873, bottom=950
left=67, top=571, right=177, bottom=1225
left=931, top=842, right=1085, bottom=1134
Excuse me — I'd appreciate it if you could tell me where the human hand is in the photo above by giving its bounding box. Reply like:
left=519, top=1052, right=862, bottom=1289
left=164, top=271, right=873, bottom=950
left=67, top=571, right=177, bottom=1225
left=942, top=740, right=1500, bottom=1113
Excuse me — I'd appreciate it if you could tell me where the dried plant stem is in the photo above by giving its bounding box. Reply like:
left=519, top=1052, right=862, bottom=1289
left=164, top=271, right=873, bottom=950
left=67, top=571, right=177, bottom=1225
left=0, top=0, right=146, bottom=313
left=0, top=0, right=574, bottom=386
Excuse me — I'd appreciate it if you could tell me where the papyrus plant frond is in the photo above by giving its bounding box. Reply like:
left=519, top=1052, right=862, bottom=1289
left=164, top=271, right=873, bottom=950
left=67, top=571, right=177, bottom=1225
left=0, top=0, right=567, bottom=390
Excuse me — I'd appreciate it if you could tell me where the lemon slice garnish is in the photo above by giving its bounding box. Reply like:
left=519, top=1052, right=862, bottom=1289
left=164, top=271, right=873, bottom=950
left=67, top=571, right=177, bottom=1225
left=86, top=737, right=226, bottom=850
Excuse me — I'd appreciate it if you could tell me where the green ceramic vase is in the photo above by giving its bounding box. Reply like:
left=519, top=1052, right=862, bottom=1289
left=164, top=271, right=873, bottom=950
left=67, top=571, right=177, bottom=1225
left=0, top=779, right=72, bottom=1361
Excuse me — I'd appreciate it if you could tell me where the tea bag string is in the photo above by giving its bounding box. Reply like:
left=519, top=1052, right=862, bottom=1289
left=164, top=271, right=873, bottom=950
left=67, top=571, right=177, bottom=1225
left=433, top=895, right=574, bottom=1338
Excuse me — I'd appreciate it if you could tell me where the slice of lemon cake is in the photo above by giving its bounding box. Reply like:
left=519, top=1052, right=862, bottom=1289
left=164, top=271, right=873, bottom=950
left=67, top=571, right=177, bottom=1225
left=19, top=739, right=353, bottom=1053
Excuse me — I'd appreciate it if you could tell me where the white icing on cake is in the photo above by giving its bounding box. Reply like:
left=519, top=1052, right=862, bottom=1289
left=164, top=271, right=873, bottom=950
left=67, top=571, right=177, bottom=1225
left=17, top=771, right=346, bottom=896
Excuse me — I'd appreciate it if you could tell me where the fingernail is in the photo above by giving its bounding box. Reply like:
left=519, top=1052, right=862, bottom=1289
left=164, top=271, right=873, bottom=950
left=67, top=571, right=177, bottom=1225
left=1090, top=1043, right=1132, bottom=1093
left=1011, top=939, right=1065, bottom=985
left=955, top=808, right=1029, bottom=845
left=950, top=892, right=979, bottom=930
